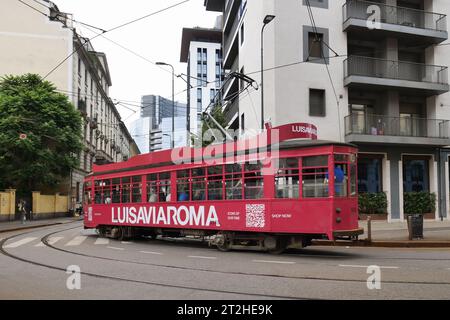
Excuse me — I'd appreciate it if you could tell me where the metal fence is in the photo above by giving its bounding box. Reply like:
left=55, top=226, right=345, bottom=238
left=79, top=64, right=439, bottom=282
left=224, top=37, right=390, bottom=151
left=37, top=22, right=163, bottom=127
left=343, top=0, right=447, bottom=32
left=344, top=55, right=448, bottom=85
left=345, top=113, right=450, bottom=139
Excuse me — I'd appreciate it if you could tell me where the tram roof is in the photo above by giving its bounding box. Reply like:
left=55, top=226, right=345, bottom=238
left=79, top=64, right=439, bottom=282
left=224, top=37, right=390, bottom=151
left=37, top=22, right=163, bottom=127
left=90, top=138, right=356, bottom=176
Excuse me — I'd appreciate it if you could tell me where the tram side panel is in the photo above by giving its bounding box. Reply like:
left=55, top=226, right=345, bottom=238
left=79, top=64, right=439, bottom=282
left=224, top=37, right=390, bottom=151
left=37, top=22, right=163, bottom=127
left=84, top=200, right=336, bottom=238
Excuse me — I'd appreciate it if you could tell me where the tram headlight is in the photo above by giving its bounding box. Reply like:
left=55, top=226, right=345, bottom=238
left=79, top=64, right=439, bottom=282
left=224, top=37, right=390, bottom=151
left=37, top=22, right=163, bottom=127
left=336, top=217, right=342, bottom=223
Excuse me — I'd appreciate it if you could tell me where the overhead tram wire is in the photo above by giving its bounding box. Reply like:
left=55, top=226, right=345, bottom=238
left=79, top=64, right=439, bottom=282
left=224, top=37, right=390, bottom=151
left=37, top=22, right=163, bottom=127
left=42, top=0, right=192, bottom=80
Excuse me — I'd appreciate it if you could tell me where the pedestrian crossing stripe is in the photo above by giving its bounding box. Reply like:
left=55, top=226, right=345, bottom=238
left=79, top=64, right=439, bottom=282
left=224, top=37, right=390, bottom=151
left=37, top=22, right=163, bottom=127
left=65, top=236, right=88, bottom=246
left=35, top=237, right=64, bottom=247
left=94, top=237, right=109, bottom=245
left=4, top=237, right=37, bottom=248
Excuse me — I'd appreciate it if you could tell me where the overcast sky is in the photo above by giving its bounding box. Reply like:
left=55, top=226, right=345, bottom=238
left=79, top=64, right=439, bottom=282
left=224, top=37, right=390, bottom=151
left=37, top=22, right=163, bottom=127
left=53, top=0, right=220, bottom=125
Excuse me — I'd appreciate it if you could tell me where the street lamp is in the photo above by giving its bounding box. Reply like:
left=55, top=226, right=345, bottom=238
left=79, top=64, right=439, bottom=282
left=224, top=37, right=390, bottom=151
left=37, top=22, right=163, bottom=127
left=261, top=14, right=275, bottom=130
left=156, top=61, right=175, bottom=148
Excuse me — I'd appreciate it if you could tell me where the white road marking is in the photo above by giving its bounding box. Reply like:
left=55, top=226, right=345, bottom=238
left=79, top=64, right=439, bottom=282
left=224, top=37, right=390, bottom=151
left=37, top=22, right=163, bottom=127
left=94, top=237, right=110, bottom=245
left=107, top=246, right=124, bottom=251
left=65, top=236, right=87, bottom=246
left=339, top=264, right=399, bottom=269
left=140, top=251, right=163, bottom=255
left=188, top=255, right=217, bottom=260
left=252, top=260, right=295, bottom=265
left=4, top=237, right=37, bottom=248
left=35, top=237, right=64, bottom=247
left=121, top=241, right=133, bottom=244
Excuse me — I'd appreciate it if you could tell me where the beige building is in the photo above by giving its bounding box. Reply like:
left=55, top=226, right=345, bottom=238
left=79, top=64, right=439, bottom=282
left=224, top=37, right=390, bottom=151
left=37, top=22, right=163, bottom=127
left=0, top=0, right=138, bottom=208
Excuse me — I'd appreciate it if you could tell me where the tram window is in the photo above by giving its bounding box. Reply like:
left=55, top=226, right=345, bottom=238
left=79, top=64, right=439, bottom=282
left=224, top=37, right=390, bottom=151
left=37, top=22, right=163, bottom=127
left=225, top=163, right=243, bottom=200
left=159, top=172, right=171, bottom=202
left=121, top=178, right=131, bottom=203
left=226, top=163, right=242, bottom=174
left=192, top=167, right=205, bottom=177
left=94, top=180, right=102, bottom=204
left=245, top=161, right=262, bottom=174
left=302, top=155, right=329, bottom=198
left=208, top=181, right=223, bottom=200
left=276, top=158, right=299, bottom=199
left=303, top=155, right=328, bottom=168
left=334, top=164, right=348, bottom=198
left=147, top=172, right=171, bottom=203
left=208, top=165, right=223, bottom=176
left=112, top=178, right=121, bottom=203
left=192, top=178, right=206, bottom=201
left=102, top=179, right=111, bottom=204
left=83, top=182, right=92, bottom=205
left=131, top=176, right=142, bottom=203
left=177, top=170, right=190, bottom=201
left=245, top=177, right=264, bottom=199
left=350, top=164, right=357, bottom=196
left=334, top=154, right=349, bottom=162
left=226, top=179, right=242, bottom=200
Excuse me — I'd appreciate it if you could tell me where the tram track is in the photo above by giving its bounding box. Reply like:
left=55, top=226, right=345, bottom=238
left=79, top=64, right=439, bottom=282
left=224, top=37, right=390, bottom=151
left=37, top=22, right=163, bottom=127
left=1, top=224, right=450, bottom=300
left=38, top=226, right=450, bottom=287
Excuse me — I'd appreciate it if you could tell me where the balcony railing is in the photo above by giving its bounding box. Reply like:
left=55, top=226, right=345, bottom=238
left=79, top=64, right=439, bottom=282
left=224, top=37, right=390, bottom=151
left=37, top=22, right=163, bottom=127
left=223, top=10, right=240, bottom=62
left=345, top=113, right=450, bottom=139
left=343, top=0, right=447, bottom=32
left=344, top=55, right=448, bottom=85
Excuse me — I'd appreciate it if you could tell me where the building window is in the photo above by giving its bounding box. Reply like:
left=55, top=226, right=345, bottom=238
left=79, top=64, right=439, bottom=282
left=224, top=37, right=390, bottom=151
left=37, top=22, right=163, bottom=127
left=303, top=26, right=329, bottom=64
left=241, top=113, right=245, bottom=131
left=210, top=89, right=216, bottom=103
left=240, top=23, right=245, bottom=45
left=309, top=89, right=326, bottom=117
left=403, top=156, right=430, bottom=192
left=308, top=32, right=323, bottom=59
left=358, top=155, right=383, bottom=193
left=302, top=0, right=328, bottom=9
left=197, top=88, right=202, bottom=113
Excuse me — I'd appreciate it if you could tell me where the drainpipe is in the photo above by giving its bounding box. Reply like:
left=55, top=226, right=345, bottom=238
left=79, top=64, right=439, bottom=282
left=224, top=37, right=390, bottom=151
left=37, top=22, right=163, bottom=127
left=438, top=148, right=446, bottom=221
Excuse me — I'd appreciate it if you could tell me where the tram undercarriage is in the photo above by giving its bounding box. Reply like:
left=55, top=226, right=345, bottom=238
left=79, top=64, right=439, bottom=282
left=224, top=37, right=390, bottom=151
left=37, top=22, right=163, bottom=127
left=95, top=225, right=315, bottom=254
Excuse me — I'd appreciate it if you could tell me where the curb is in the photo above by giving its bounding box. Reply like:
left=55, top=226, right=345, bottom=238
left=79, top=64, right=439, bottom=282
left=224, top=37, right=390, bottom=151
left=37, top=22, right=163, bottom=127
left=0, top=218, right=83, bottom=234
left=312, top=240, right=450, bottom=248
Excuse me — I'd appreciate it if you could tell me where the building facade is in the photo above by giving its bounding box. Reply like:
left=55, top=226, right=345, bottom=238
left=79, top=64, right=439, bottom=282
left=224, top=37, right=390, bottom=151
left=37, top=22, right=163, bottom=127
left=205, top=0, right=450, bottom=221
left=180, top=26, right=224, bottom=140
left=130, top=95, right=187, bottom=152
left=0, top=0, right=138, bottom=208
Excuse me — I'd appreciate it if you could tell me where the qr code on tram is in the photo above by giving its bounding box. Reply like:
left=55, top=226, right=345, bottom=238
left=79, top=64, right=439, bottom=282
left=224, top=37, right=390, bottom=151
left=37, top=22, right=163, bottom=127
left=246, top=204, right=265, bottom=228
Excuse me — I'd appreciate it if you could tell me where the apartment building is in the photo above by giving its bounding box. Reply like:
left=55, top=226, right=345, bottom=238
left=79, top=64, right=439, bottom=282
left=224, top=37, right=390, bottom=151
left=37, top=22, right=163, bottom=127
left=180, top=24, right=224, bottom=139
left=205, top=0, right=450, bottom=221
left=0, top=0, right=138, bottom=206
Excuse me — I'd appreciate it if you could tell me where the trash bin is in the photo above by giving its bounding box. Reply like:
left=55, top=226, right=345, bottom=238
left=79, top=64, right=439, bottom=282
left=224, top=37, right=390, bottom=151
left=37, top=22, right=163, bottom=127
left=408, top=214, right=424, bottom=240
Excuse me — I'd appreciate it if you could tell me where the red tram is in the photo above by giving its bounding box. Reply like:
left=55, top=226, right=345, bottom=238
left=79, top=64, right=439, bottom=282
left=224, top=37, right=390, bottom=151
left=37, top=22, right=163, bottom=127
left=83, top=123, right=363, bottom=253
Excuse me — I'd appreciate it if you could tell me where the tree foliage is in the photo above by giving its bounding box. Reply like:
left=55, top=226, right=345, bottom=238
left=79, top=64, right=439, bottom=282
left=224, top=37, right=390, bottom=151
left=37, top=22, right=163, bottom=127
left=193, top=102, right=229, bottom=147
left=0, top=74, right=83, bottom=191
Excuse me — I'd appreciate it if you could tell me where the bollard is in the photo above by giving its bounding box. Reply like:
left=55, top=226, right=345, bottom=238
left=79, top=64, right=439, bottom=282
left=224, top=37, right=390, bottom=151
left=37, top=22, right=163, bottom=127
left=367, top=216, right=372, bottom=243
left=407, top=215, right=413, bottom=241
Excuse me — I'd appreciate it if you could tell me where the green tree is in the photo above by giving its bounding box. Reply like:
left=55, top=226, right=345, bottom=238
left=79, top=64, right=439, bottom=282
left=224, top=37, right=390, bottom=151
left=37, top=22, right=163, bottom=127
left=0, top=74, right=83, bottom=191
left=193, top=102, right=229, bottom=147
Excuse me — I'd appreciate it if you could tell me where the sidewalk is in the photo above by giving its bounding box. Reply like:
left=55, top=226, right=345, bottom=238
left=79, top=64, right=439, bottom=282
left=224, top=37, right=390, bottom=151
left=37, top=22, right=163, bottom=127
left=0, top=215, right=82, bottom=233
left=314, top=219, right=450, bottom=248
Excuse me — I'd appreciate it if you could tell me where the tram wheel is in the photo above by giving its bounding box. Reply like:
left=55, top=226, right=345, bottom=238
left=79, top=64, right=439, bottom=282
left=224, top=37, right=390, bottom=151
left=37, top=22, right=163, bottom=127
left=98, top=227, right=106, bottom=238
left=215, top=233, right=231, bottom=252
left=265, top=236, right=287, bottom=255
left=116, top=227, right=125, bottom=241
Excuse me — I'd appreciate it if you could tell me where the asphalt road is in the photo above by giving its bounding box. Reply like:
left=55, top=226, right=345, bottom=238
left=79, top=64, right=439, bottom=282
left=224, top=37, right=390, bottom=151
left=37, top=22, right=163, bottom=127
left=1, top=221, right=450, bottom=300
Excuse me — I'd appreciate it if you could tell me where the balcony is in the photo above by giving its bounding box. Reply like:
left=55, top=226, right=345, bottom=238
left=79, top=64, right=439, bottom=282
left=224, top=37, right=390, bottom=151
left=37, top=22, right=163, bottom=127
left=344, top=56, right=449, bottom=96
left=223, top=58, right=239, bottom=100
left=223, top=10, right=241, bottom=69
left=95, top=149, right=112, bottom=165
left=223, top=99, right=239, bottom=126
left=343, top=0, right=448, bottom=44
left=345, top=113, right=450, bottom=146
